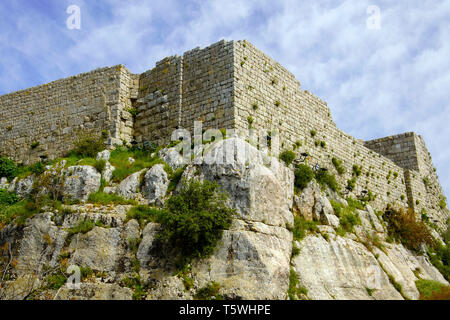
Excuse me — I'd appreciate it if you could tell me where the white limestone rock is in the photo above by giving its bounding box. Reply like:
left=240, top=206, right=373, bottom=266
left=96, top=150, right=111, bottom=161
left=62, top=166, right=101, bottom=202
left=115, top=169, right=145, bottom=200
left=14, top=175, right=35, bottom=199
left=69, top=226, right=121, bottom=272
left=142, top=164, right=169, bottom=206
left=158, top=147, right=185, bottom=171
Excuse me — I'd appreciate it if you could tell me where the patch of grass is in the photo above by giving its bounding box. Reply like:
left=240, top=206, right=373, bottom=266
left=167, top=166, right=186, bottom=193
left=415, top=279, right=450, bottom=300
left=122, top=274, right=149, bottom=300
left=279, top=150, right=296, bottom=166
left=109, top=146, right=166, bottom=183
left=0, top=199, right=40, bottom=226
left=288, top=268, right=308, bottom=300
left=194, top=282, right=223, bottom=300
left=45, top=273, right=67, bottom=290
left=291, top=215, right=319, bottom=241
left=366, top=287, right=375, bottom=296
left=331, top=157, right=345, bottom=175
left=352, top=165, right=362, bottom=177
left=126, top=205, right=164, bottom=227
left=67, top=218, right=94, bottom=236
left=310, top=130, right=316, bottom=137
left=427, top=241, right=450, bottom=281
left=88, top=192, right=137, bottom=205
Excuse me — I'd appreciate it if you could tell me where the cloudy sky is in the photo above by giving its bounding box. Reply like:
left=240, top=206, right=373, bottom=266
left=0, top=0, right=449, bottom=199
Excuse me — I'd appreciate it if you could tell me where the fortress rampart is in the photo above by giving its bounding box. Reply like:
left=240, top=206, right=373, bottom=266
left=0, top=40, right=447, bottom=228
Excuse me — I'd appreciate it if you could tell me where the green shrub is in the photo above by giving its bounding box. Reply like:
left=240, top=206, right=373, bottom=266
left=439, top=195, right=447, bottom=210
left=384, top=208, right=433, bottom=252
left=339, top=212, right=361, bottom=233
left=279, top=150, right=296, bottom=166
left=0, top=157, right=17, bottom=181
left=315, top=170, right=339, bottom=192
left=72, top=135, right=105, bottom=158
left=310, top=130, right=316, bottom=137
left=291, top=215, right=318, bottom=241
left=0, top=189, right=19, bottom=206
left=352, top=165, right=362, bottom=177
left=30, top=141, right=40, bottom=150
left=331, top=157, right=345, bottom=175
left=158, top=179, right=235, bottom=265
left=346, top=178, right=356, bottom=191
left=346, top=197, right=365, bottom=210
left=194, top=282, right=223, bottom=300
left=94, top=159, right=106, bottom=173
left=294, top=164, right=314, bottom=191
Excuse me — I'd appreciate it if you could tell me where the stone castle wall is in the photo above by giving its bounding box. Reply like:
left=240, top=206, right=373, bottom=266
left=133, top=40, right=234, bottom=146
left=0, top=40, right=447, bottom=227
left=233, top=40, right=409, bottom=212
left=0, top=65, right=135, bottom=164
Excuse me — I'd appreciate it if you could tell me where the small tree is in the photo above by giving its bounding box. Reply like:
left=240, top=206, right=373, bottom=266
left=158, top=179, right=235, bottom=266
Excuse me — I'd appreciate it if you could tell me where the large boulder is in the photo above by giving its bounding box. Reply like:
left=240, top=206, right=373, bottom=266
left=115, top=170, right=145, bottom=200
left=178, top=138, right=294, bottom=299
left=102, top=161, right=115, bottom=184
left=158, top=147, right=185, bottom=171
left=293, top=180, right=321, bottom=221
left=141, top=164, right=169, bottom=205
left=14, top=175, right=35, bottom=199
left=183, top=138, right=294, bottom=228
left=96, top=150, right=111, bottom=161
left=0, top=177, right=9, bottom=189
left=69, top=226, right=121, bottom=272
left=62, top=166, right=101, bottom=202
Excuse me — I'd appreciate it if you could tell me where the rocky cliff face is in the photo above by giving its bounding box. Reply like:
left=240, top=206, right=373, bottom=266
left=0, top=138, right=448, bottom=300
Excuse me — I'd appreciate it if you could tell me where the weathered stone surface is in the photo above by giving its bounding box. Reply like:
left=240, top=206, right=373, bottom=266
left=293, top=180, right=321, bottom=221
left=314, top=196, right=334, bottom=222
left=14, top=175, right=35, bottom=199
left=142, top=164, right=169, bottom=205
left=102, top=161, right=115, bottom=184
left=184, top=138, right=294, bottom=228
left=193, top=219, right=293, bottom=299
left=0, top=177, right=8, bottom=189
left=136, top=223, right=160, bottom=269
left=158, top=147, right=185, bottom=171
left=293, top=235, right=403, bottom=300
left=372, top=244, right=449, bottom=300
left=96, top=150, right=111, bottom=161
left=69, top=226, right=121, bottom=272
left=62, top=166, right=101, bottom=202
left=16, top=213, right=66, bottom=274
left=115, top=169, right=145, bottom=200
left=55, top=283, right=133, bottom=300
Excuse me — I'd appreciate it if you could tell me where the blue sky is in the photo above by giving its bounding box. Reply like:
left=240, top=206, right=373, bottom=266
left=0, top=0, right=449, bottom=199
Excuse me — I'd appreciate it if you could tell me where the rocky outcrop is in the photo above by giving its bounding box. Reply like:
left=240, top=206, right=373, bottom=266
left=62, top=166, right=102, bottom=202
left=158, top=147, right=185, bottom=171
left=141, top=165, right=169, bottom=206
left=115, top=170, right=145, bottom=200
left=0, top=138, right=448, bottom=301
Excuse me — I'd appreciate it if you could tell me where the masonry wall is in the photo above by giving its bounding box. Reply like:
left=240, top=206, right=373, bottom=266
left=0, top=65, right=134, bottom=164
left=233, top=40, right=410, bottom=212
